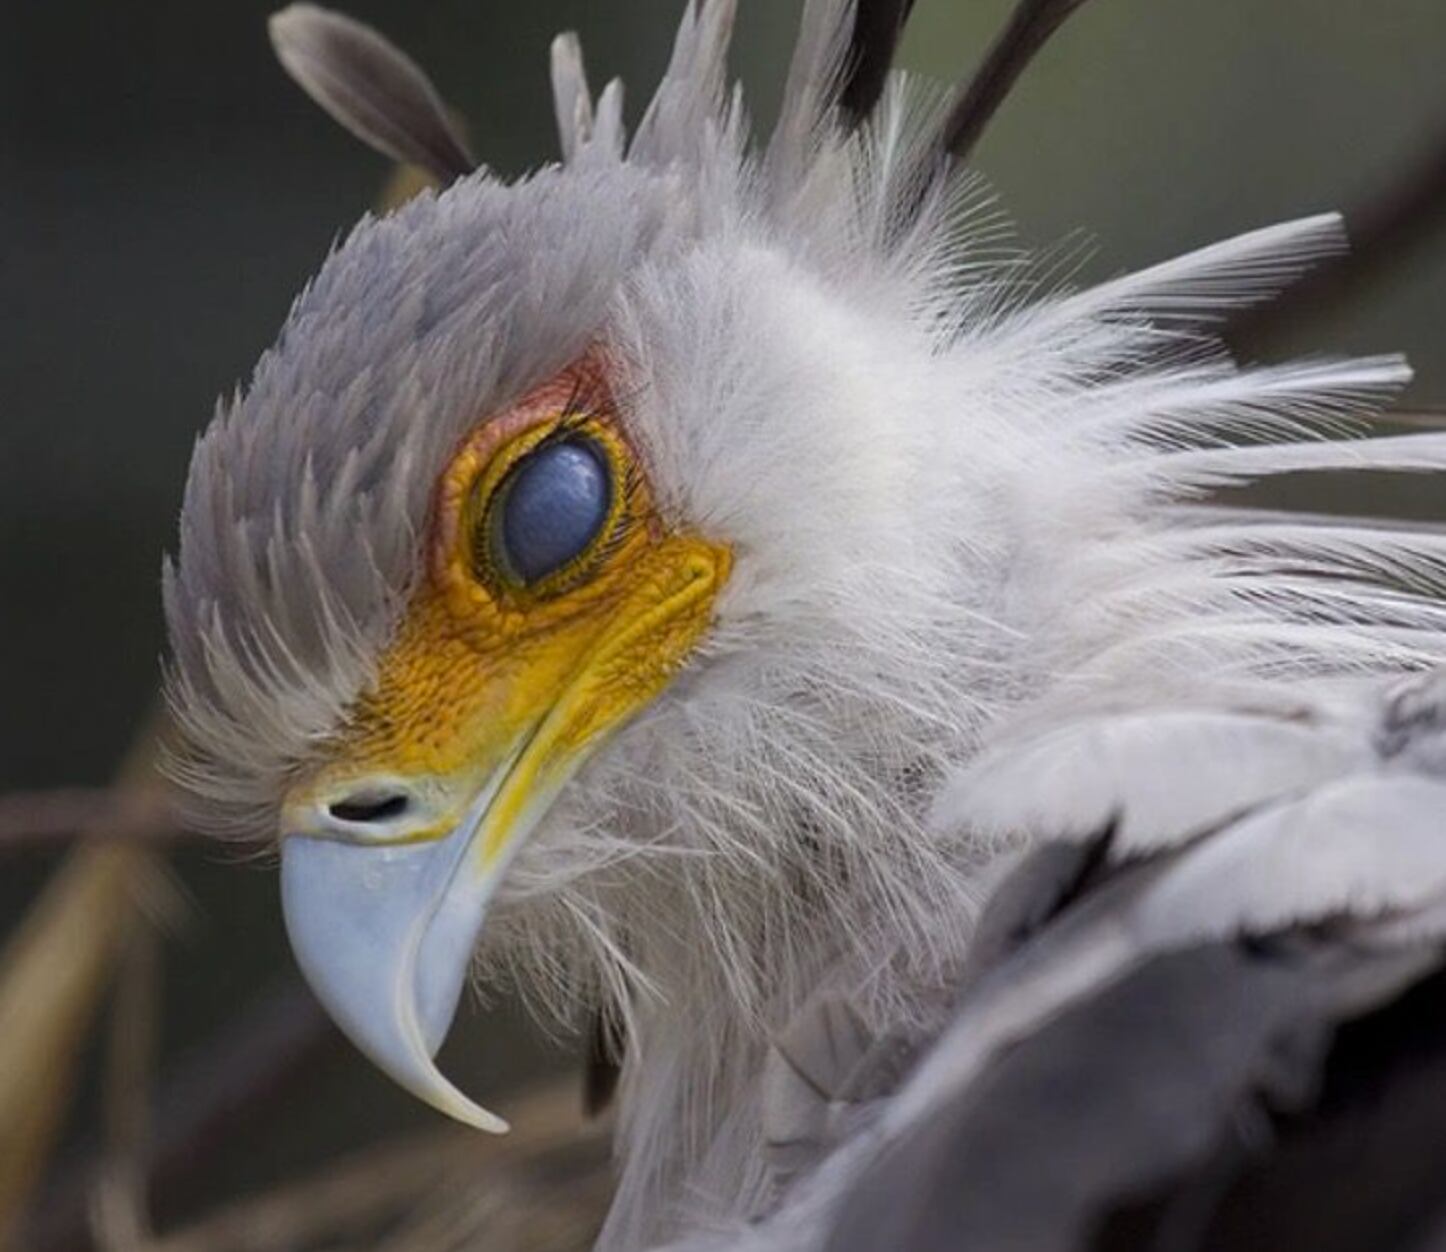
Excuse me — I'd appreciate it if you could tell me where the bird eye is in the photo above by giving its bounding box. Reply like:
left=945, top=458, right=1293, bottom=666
left=486, top=435, right=614, bottom=587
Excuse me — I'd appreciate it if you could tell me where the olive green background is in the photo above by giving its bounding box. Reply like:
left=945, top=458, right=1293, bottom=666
left=3, top=0, right=1443, bottom=1230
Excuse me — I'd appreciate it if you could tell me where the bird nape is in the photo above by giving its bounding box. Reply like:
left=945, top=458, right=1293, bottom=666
left=161, top=2, right=1446, bottom=1250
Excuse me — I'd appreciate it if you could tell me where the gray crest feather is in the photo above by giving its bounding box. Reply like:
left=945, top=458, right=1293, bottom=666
left=839, top=0, right=917, bottom=123
left=269, top=3, right=476, bottom=183
left=550, top=32, right=595, bottom=163
left=934, top=0, right=1093, bottom=164
left=632, top=0, right=739, bottom=171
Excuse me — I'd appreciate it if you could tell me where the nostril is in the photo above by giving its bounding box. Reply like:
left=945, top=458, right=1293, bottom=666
left=328, top=791, right=412, bottom=825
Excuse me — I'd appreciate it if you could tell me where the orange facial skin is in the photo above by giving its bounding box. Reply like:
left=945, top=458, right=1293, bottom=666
left=286, top=353, right=732, bottom=860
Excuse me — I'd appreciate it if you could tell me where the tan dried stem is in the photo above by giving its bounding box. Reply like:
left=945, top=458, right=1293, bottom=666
left=0, top=716, right=166, bottom=1245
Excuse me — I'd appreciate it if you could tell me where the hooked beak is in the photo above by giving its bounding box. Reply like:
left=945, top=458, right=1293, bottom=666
left=281, top=764, right=524, bottom=1133
left=277, top=540, right=731, bottom=1131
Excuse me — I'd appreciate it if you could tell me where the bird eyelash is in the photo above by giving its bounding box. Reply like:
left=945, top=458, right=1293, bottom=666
left=537, top=371, right=662, bottom=544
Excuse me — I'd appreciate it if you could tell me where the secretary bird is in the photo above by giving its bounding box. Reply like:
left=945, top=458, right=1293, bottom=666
left=162, top=2, right=1446, bottom=1248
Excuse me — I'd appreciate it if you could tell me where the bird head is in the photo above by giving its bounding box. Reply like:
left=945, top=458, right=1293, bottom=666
left=164, top=1, right=995, bottom=1130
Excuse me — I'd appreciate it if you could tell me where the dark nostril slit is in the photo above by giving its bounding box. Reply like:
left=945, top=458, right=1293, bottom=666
left=328, top=792, right=411, bottom=824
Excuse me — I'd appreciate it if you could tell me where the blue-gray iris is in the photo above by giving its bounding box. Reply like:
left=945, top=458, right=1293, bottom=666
left=496, top=437, right=612, bottom=584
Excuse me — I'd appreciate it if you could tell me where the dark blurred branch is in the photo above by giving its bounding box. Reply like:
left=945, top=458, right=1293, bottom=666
left=941, top=0, right=1095, bottom=162
left=28, top=981, right=339, bottom=1252
left=0, top=789, right=184, bottom=851
left=1229, top=125, right=1446, bottom=351
left=142, top=1079, right=603, bottom=1252
left=147, top=982, right=337, bottom=1195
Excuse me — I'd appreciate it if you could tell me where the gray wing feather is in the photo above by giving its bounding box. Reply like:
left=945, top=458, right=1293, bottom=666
left=825, top=941, right=1434, bottom=1252
left=941, top=707, right=1373, bottom=856
left=955, top=834, right=1111, bottom=992
left=800, top=672, right=1446, bottom=1252
left=1136, top=774, right=1446, bottom=941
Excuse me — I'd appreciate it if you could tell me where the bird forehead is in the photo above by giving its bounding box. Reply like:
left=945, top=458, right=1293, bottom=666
left=201, top=161, right=672, bottom=586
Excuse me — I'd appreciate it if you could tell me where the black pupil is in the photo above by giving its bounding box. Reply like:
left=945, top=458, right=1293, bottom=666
left=493, top=437, right=612, bottom=585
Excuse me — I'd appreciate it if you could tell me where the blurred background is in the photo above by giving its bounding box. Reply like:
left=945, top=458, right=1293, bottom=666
left=3, top=0, right=1444, bottom=1248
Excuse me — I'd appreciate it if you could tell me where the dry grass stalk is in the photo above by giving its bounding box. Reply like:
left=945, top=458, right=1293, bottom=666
left=90, top=922, right=164, bottom=1252
left=0, top=789, right=182, bottom=852
left=0, top=725, right=166, bottom=1247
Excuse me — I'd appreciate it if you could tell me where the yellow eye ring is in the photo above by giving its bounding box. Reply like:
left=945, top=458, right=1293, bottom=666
left=428, top=353, right=661, bottom=636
